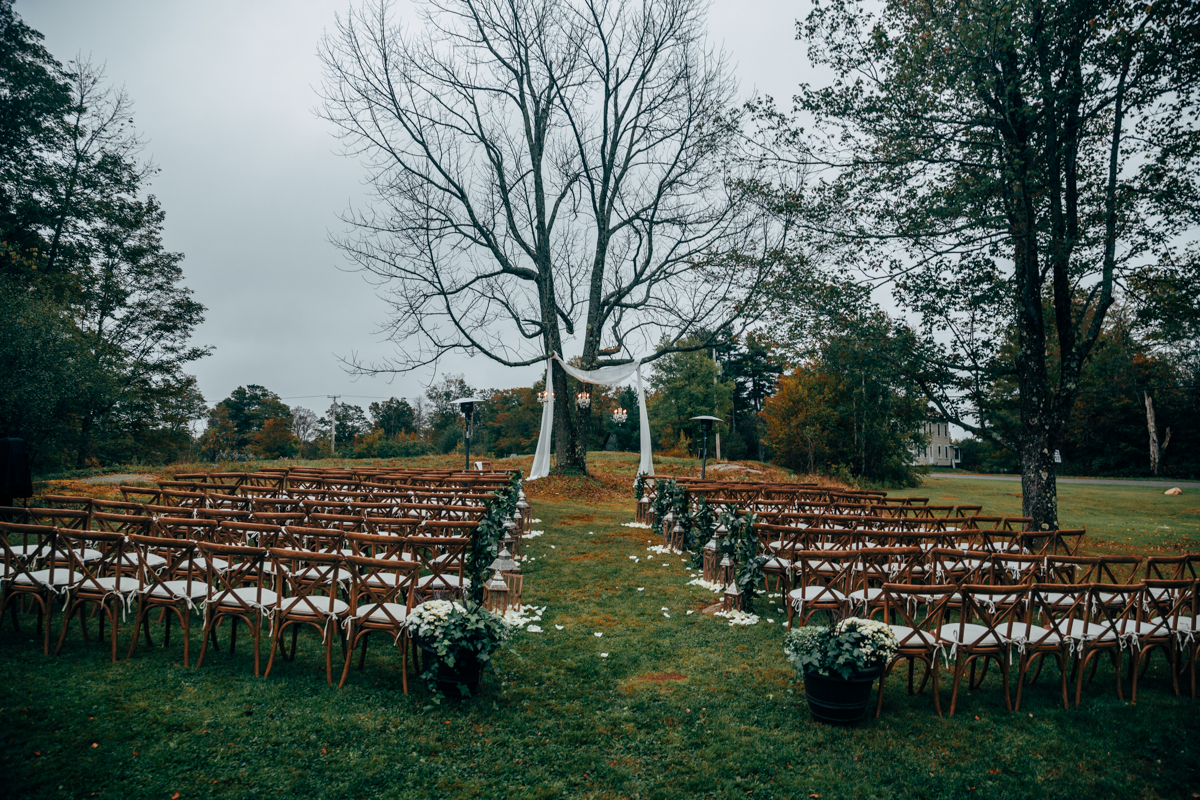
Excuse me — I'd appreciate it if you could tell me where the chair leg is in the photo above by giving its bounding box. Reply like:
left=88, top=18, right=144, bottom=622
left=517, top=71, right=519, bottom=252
left=264, top=621, right=283, bottom=678
left=252, top=617, right=262, bottom=677
left=931, top=658, right=942, bottom=717
left=338, top=628, right=357, bottom=689
left=948, top=657, right=964, bottom=716
left=196, top=612, right=215, bottom=668
left=125, top=600, right=146, bottom=660
left=54, top=598, right=79, bottom=656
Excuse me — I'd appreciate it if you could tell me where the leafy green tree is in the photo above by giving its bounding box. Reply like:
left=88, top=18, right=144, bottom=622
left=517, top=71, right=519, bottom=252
left=0, top=0, right=71, bottom=278
left=0, top=281, right=85, bottom=466
left=720, top=332, right=785, bottom=462
left=648, top=340, right=734, bottom=456
left=318, top=402, right=370, bottom=452
left=0, top=7, right=208, bottom=469
left=765, top=0, right=1200, bottom=527
left=762, top=322, right=927, bottom=486
left=369, top=397, right=416, bottom=439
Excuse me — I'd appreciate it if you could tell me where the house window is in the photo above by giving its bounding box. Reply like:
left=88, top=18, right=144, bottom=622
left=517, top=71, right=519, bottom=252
left=937, top=445, right=942, bottom=457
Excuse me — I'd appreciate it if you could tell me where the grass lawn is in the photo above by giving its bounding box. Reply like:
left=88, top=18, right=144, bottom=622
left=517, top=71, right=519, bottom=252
left=891, top=478, right=1200, bottom=553
left=3, top=457, right=1199, bottom=799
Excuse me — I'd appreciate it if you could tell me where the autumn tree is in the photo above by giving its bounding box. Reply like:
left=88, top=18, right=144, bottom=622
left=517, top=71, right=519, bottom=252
left=318, top=0, right=774, bottom=474
left=208, top=385, right=292, bottom=453
left=762, top=0, right=1200, bottom=527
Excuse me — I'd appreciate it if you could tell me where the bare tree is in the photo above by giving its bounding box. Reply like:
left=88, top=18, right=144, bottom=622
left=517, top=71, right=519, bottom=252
left=318, top=0, right=772, bottom=472
left=291, top=407, right=319, bottom=445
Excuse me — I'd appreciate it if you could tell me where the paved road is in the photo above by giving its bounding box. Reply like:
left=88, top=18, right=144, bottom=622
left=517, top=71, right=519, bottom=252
left=926, top=473, right=1200, bottom=489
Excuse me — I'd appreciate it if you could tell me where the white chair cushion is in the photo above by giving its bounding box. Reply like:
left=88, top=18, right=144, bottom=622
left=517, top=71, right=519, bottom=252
left=847, top=587, right=884, bottom=603
left=1150, top=615, right=1195, bottom=632
left=788, top=585, right=845, bottom=602
left=938, top=622, right=1007, bottom=649
left=762, top=557, right=792, bottom=570
left=354, top=602, right=409, bottom=623
left=418, top=574, right=471, bottom=589
left=1060, top=620, right=1119, bottom=641
left=149, top=580, right=211, bottom=601
left=888, top=624, right=940, bottom=647
left=212, top=586, right=278, bottom=608
left=281, top=594, right=349, bottom=616
left=13, top=568, right=78, bottom=588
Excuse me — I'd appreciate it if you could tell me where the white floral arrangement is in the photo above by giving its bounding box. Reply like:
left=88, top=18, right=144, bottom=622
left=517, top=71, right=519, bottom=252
left=784, top=616, right=899, bottom=679
left=405, top=599, right=467, bottom=639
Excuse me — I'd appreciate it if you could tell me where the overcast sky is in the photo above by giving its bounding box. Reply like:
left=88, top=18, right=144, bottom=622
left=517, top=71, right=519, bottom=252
left=19, top=0, right=811, bottom=420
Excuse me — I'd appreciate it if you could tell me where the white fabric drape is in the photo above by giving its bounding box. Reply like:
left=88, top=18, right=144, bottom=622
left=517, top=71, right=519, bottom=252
left=527, top=356, right=654, bottom=480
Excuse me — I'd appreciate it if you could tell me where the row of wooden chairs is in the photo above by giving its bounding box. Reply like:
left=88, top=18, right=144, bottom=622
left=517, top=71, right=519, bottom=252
left=866, top=580, right=1198, bottom=716
left=0, top=525, right=471, bottom=690
left=779, top=548, right=1200, bottom=626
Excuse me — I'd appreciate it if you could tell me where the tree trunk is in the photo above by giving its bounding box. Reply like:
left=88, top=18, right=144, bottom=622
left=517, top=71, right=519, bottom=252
left=1019, top=426, right=1058, bottom=531
left=1144, top=391, right=1171, bottom=477
left=551, top=360, right=588, bottom=474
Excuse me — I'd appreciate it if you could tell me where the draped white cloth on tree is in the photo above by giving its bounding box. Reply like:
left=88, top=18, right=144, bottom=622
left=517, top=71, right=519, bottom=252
left=528, top=356, right=654, bottom=480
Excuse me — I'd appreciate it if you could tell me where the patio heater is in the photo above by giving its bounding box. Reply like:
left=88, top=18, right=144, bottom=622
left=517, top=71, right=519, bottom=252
left=690, top=416, right=723, bottom=479
left=450, top=397, right=485, bottom=471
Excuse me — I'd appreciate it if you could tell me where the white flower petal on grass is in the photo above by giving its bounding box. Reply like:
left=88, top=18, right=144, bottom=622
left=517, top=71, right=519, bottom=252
left=637, top=587, right=645, bottom=592
left=663, top=613, right=670, bottom=618
left=594, top=632, right=603, bottom=637
left=661, top=607, right=669, bottom=611
left=532, top=519, right=542, bottom=523
left=600, top=652, right=609, bottom=658
left=767, top=619, right=775, bottom=624
left=549, top=545, right=556, bottom=549
left=686, top=610, right=694, bottom=615
left=526, top=625, right=543, bottom=633
left=555, top=624, right=564, bottom=630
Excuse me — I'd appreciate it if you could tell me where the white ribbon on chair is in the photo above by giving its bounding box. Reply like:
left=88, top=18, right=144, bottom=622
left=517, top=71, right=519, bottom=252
left=528, top=355, right=654, bottom=480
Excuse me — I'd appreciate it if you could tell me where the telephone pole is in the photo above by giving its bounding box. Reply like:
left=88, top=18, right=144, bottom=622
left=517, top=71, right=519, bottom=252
left=327, top=396, right=340, bottom=454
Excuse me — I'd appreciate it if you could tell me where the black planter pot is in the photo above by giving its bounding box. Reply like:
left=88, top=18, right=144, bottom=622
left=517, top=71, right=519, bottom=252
left=420, top=646, right=486, bottom=696
left=803, top=668, right=882, bottom=726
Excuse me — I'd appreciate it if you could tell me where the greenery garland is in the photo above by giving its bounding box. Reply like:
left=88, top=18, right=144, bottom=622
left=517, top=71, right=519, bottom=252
left=634, top=472, right=647, bottom=501
left=465, top=471, right=522, bottom=604
left=687, top=496, right=716, bottom=569
left=716, top=508, right=765, bottom=612
left=650, top=477, right=676, bottom=530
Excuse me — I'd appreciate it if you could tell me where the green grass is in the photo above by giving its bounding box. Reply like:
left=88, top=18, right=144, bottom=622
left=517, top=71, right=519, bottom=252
left=891, top=477, right=1200, bottom=552
left=3, top=485, right=1199, bottom=799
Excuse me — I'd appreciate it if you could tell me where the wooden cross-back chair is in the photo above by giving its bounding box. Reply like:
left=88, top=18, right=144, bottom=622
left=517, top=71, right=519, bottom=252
left=339, top=555, right=422, bottom=691
left=876, top=583, right=958, bottom=717
left=406, top=535, right=472, bottom=602
left=27, top=507, right=89, bottom=530
left=846, top=547, right=925, bottom=618
left=0, top=522, right=62, bottom=653
left=1130, top=579, right=1196, bottom=704
left=53, top=530, right=139, bottom=661
left=195, top=542, right=275, bottom=676
left=264, top=548, right=349, bottom=684
left=123, top=533, right=210, bottom=666
left=940, top=583, right=1030, bottom=716
left=786, top=549, right=855, bottom=628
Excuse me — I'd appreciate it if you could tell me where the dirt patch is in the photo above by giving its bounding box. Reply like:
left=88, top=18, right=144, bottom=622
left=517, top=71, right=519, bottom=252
left=566, top=554, right=602, bottom=562
left=637, top=672, right=687, bottom=682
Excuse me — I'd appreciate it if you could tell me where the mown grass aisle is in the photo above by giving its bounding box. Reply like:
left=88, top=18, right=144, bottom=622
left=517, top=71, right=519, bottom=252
left=2, top=493, right=1198, bottom=799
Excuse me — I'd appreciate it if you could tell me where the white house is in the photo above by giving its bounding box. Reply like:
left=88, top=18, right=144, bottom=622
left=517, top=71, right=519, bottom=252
left=915, top=420, right=961, bottom=468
